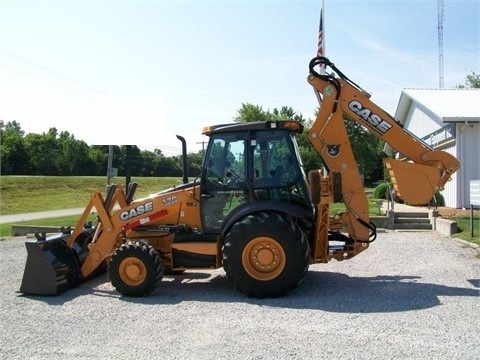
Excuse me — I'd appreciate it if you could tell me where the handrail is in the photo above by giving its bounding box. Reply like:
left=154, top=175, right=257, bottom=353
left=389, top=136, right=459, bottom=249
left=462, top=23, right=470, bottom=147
left=387, top=186, right=395, bottom=211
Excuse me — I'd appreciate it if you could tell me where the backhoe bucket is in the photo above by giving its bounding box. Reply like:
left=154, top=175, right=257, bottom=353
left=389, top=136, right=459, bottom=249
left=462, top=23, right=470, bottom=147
left=20, top=229, right=94, bottom=295
left=384, top=158, right=442, bottom=205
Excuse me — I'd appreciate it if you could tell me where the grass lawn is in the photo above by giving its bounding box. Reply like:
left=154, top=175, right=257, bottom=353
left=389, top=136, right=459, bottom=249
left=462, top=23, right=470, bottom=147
left=0, top=176, right=184, bottom=239
left=451, top=216, right=480, bottom=246
left=0, top=176, right=183, bottom=214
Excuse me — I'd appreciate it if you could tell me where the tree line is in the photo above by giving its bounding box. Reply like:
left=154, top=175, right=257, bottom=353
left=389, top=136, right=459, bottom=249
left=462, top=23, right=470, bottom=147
left=0, top=103, right=387, bottom=185
left=0, top=121, right=201, bottom=177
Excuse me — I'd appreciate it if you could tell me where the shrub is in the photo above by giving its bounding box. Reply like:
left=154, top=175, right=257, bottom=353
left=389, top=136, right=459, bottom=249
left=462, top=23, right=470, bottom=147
left=373, top=182, right=391, bottom=200
left=433, top=192, right=445, bottom=207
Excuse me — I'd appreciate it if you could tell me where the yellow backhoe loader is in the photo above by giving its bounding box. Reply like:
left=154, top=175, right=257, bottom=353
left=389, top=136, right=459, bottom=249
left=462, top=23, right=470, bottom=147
left=20, top=57, right=460, bottom=298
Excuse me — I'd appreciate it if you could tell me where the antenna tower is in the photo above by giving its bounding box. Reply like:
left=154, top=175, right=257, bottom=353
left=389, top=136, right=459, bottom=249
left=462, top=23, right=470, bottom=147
left=437, top=0, right=444, bottom=88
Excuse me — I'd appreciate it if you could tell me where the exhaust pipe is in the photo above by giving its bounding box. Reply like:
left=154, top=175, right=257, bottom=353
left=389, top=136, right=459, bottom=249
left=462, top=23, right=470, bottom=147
left=176, top=135, right=188, bottom=184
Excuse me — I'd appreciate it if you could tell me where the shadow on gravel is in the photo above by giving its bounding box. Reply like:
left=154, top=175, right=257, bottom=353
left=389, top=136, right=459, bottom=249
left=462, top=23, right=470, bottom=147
left=18, top=270, right=480, bottom=313
left=16, top=273, right=111, bottom=305
left=291, top=272, right=480, bottom=313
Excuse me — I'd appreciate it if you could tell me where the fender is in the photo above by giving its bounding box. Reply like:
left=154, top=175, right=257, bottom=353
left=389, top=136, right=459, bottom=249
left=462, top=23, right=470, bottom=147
left=220, top=201, right=314, bottom=238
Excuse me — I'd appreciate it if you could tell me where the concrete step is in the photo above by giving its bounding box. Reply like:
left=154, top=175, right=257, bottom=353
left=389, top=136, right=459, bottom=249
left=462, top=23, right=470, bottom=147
left=395, top=217, right=431, bottom=224
left=394, top=223, right=433, bottom=230
left=394, top=212, right=429, bottom=218
left=392, top=211, right=433, bottom=230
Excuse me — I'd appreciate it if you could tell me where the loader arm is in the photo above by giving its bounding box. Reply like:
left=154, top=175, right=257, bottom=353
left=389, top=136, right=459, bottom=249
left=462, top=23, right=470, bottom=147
left=73, top=185, right=173, bottom=280
left=306, top=57, right=460, bottom=242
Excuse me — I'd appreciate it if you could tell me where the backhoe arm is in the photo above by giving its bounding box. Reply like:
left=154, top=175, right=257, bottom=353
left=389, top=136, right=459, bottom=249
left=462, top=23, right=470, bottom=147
left=307, top=77, right=371, bottom=243
left=307, top=57, right=460, bottom=207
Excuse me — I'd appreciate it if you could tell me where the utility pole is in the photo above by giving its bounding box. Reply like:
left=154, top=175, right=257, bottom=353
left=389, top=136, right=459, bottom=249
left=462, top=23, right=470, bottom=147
left=0, top=120, right=4, bottom=177
left=196, top=141, right=206, bottom=154
left=125, top=145, right=132, bottom=189
left=106, top=145, right=113, bottom=186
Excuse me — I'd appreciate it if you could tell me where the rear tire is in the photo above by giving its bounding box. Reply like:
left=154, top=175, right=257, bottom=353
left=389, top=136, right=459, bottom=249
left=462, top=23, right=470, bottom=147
left=108, top=242, right=164, bottom=297
left=222, top=212, right=310, bottom=298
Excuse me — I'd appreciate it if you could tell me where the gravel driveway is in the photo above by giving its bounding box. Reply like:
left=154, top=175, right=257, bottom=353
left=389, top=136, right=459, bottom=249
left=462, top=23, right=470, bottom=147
left=0, top=231, right=478, bottom=360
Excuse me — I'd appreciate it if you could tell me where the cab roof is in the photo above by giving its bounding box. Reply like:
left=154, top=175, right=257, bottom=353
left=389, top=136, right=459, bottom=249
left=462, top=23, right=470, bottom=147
left=202, top=120, right=304, bottom=136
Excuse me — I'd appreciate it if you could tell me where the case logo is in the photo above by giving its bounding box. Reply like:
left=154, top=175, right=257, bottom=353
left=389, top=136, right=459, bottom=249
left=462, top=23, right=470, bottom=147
left=120, top=202, right=154, bottom=221
left=348, top=100, right=392, bottom=134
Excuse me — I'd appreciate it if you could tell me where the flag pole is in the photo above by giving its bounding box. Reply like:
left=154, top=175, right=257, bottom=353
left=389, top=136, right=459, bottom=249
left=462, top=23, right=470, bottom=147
left=314, top=0, right=325, bottom=105
left=317, top=0, right=325, bottom=74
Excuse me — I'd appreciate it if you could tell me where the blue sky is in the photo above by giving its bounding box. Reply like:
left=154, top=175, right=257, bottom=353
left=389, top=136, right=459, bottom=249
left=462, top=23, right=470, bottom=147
left=0, top=0, right=478, bottom=155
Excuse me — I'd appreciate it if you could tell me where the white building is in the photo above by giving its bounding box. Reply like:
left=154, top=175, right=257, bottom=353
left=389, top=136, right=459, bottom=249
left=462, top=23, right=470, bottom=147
left=394, top=88, right=480, bottom=208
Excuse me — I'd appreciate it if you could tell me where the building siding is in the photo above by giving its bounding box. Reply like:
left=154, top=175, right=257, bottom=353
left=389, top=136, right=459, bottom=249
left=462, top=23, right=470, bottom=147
left=440, top=144, right=458, bottom=208
left=406, top=104, right=442, bottom=137
left=456, top=123, right=480, bottom=208
left=397, top=89, right=479, bottom=209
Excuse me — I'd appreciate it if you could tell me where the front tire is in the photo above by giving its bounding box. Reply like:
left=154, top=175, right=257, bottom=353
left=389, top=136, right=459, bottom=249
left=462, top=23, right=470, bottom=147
left=108, top=242, right=164, bottom=296
left=222, top=212, right=310, bottom=298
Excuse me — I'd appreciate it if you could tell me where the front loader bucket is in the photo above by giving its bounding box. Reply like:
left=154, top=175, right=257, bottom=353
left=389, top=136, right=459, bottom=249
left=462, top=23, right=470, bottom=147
left=20, top=230, right=95, bottom=295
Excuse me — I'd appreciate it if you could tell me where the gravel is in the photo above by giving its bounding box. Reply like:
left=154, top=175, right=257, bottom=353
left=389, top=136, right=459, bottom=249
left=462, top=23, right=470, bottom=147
left=0, top=231, right=479, bottom=360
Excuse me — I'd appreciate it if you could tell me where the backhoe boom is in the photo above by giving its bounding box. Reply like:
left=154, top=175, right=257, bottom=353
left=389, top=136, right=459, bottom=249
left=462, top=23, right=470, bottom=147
left=307, top=57, right=460, bottom=208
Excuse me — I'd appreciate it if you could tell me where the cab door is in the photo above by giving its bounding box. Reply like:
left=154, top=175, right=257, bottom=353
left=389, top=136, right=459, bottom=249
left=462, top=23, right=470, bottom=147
left=200, top=134, right=246, bottom=231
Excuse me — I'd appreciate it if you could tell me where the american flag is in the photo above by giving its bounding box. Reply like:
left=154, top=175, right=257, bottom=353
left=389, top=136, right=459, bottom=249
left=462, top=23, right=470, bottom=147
left=317, top=8, right=324, bottom=58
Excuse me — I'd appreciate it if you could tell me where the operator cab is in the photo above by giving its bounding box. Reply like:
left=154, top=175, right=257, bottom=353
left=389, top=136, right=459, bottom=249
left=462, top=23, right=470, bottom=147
left=200, top=121, right=313, bottom=231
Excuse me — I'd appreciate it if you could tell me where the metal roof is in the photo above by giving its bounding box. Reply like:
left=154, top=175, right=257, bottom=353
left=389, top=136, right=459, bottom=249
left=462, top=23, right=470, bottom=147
left=395, top=88, right=480, bottom=123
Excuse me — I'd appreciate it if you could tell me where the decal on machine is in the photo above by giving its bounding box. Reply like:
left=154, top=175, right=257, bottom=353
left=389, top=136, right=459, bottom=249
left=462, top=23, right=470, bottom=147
left=120, top=202, right=154, bottom=221
left=162, top=195, right=177, bottom=206
left=348, top=100, right=392, bottom=134
left=327, top=145, right=340, bottom=157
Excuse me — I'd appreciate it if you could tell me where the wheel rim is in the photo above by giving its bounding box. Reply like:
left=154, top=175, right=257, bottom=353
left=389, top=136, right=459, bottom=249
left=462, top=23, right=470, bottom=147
left=119, top=257, right=147, bottom=286
left=242, top=237, right=286, bottom=281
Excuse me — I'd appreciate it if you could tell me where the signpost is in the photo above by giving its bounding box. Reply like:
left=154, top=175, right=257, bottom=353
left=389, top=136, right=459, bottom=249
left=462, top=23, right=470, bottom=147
left=469, top=180, right=480, bottom=237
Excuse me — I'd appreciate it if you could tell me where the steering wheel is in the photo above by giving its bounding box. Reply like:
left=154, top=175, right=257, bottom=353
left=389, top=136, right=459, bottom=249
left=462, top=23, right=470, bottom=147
left=225, top=168, right=243, bottom=185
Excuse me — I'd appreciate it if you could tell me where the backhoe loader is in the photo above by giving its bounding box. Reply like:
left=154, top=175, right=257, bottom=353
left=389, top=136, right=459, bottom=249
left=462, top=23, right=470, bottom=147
left=20, top=57, right=460, bottom=298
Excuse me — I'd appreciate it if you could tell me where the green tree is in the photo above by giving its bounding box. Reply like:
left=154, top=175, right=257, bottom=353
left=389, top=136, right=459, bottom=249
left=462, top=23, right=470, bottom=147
left=234, top=103, right=308, bottom=124
left=343, top=115, right=384, bottom=185
left=138, top=149, right=162, bottom=176
left=234, top=103, right=272, bottom=123
left=0, top=121, right=29, bottom=175
left=117, top=145, right=143, bottom=176
left=456, top=71, right=480, bottom=89
left=159, top=155, right=182, bottom=177
left=24, top=128, right=61, bottom=175
left=57, top=131, right=91, bottom=175
left=186, top=151, right=204, bottom=177
left=88, top=146, right=109, bottom=176
left=296, top=118, right=324, bottom=173
left=271, top=106, right=306, bottom=124
left=234, top=102, right=324, bottom=173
